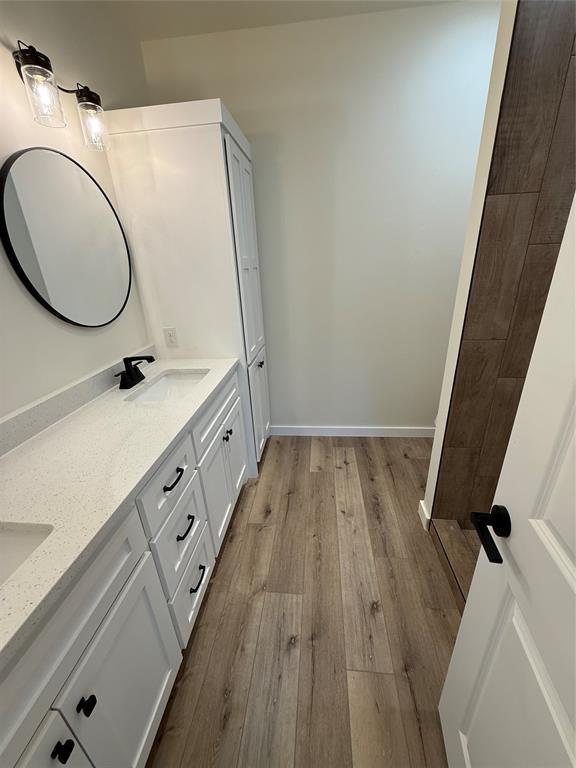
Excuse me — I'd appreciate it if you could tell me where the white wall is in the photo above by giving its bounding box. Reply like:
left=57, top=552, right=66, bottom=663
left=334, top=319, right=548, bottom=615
left=143, top=2, right=500, bottom=429
left=0, top=8, right=149, bottom=418
left=0, top=2, right=150, bottom=109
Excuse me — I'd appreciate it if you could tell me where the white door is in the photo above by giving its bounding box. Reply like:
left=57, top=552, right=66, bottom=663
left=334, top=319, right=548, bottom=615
left=222, top=397, right=248, bottom=503
left=198, top=427, right=233, bottom=555
left=440, top=200, right=575, bottom=767
left=53, top=554, right=181, bottom=768
left=225, top=134, right=265, bottom=363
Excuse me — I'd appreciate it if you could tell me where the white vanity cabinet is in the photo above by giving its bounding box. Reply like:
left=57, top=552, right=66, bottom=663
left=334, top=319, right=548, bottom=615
left=52, top=554, right=180, bottom=768
left=136, top=434, right=196, bottom=538
left=225, top=134, right=265, bottom=362
left=15, top=712, right=91, bottom=768
left=249, top=347, right=271, bottom=462
left=199, top=396, right=248, bottom=554
left=222, top=397, right=248, bottom=501
left=199, top=429, right=233, bottom=555
left=108, top=100, right=271, bottom=468
left=1, top=511, right=181, bottom=768
left=168, top=524, right=214, bottom=647
left=2, top=365, right=250, bottom=768
left=149, top=469, right=208, bottom=597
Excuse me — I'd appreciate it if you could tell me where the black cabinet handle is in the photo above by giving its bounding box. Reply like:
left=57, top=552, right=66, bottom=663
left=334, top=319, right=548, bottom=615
left=257, top=360, right=264, bottom=368
left=226, top=429, right=233, bottom=436
left=176, top=514, right=195, bottom=542
left=471, top=505, right=511, bottom=564
left=76, top=694, right=97, bottom=717
left=50, top=739, right=75, bottom=764
left=223, top=434, right=230, bottom=442
left=163, top=466, right=184, bottom=493
left=189, top=564, right=206, bottom=594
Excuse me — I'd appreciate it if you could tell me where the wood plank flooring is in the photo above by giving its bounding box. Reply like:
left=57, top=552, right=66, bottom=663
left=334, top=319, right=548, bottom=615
left=147, top=436, right=461, bottom=768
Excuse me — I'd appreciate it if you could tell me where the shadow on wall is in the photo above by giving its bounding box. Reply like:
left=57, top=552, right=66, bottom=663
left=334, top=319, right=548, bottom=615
left=250, top=106, right=343, bottom=426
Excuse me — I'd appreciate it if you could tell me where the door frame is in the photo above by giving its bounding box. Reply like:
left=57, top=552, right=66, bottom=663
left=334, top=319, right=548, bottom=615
left=418, top=0, right=518, bottom=529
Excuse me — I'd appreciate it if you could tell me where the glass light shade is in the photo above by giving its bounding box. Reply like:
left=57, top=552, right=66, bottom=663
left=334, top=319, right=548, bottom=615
left=21, top=64, right=66, bottom=127
left=77, top=101, right=107, bottom=151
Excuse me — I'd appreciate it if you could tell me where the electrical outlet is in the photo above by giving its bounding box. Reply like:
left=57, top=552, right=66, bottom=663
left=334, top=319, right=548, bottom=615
left=163, top=327, right=178, bottom=347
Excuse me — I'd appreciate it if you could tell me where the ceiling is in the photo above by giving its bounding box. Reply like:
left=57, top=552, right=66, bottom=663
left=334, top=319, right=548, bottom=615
left=11, top=1, right=448, bottom=42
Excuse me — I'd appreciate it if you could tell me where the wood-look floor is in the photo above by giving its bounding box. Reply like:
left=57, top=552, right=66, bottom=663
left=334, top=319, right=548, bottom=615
left=147, top=437, right=461, bottom=768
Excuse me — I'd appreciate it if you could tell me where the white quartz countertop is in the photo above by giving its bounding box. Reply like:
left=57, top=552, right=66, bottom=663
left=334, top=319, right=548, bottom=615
left=0, top=358, right=238, bottom=669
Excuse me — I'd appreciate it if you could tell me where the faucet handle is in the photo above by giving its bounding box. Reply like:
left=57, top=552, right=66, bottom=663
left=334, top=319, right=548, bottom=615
left=115, top=355, right=155, bottom=390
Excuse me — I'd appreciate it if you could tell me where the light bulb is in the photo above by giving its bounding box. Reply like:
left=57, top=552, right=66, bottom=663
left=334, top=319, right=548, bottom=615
left=21, top=64, right=66, bottom=128
left=76, top=92, right=107, bottom=151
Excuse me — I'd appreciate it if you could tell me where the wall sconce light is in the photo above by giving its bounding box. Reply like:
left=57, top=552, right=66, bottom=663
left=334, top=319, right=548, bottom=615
left=62, top=84, right=108, bottom=152
left=12, top=41, right=107, bottom=151
left=11, top=42, right=65, bottom=128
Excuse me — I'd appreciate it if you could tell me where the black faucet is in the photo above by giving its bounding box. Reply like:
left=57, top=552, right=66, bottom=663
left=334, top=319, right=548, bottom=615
left=114, top=356, right=155, bottom=390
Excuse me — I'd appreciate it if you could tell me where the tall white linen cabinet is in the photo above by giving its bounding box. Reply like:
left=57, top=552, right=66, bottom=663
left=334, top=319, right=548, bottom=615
left=107, top=100, right=271, bottom=472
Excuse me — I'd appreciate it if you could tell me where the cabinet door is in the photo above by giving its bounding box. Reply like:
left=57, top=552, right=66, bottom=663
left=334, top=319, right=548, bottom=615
left=16, top=712, right=91, bottom=768
left=249, top=349, right=271, bottom=461
left=258, top=348, right=271, bottom=448
left=225, top=135, right=265, bottom=363
left=53, top=554, right=181, bottom=768
left=222, top=397, right=248, bottom=504
left=198, top=427, right=233, bottom=555
left=248, top=357, right=264, bottom=462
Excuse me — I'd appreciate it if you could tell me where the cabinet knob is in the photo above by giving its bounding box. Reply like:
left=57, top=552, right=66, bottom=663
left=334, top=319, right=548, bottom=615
left=226, top=429, right=233, bottom=436
left=223, top=434, right=230, bottom=442
left=76, top=694, right=97, bottom=717
left=257, top=360, right=264, bottom=368
left=51, top=739, right=75, bottom=764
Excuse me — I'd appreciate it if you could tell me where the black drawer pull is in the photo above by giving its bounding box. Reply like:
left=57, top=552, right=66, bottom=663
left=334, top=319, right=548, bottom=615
left=257, top=360, right=264, bottom=368
left=190, top=564, right=207, bottom=594
left=176, top=514, right=195, bottom=542
left=51, top=739, right=75, bottom=764
left=226, top=429, right=233, bottom=436
left=163, top=466, right=184, bottom=493
left=76, top=694, right=97, bottom=717
left=223, top=434, right=230, bottom=442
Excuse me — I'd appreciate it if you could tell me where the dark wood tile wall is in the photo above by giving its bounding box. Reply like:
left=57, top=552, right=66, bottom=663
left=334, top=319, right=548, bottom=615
left=433, top=0, right=575, bottom=525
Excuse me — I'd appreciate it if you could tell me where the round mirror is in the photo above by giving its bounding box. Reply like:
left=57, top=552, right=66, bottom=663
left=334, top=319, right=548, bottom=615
left=0, top=148, right=131, bottom=327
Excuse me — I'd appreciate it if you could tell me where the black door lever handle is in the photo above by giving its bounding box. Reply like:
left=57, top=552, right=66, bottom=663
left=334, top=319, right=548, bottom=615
left=471, top=505, right=511, bottom=564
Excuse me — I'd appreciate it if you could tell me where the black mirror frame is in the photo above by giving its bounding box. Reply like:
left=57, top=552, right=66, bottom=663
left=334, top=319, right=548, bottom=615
left=0, top=146, right=132, bottom=328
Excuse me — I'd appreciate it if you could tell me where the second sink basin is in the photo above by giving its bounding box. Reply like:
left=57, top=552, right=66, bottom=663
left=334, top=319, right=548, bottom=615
left=0, top=522, right=53, bottom=587
left=126, top=369, right=209, bottom=404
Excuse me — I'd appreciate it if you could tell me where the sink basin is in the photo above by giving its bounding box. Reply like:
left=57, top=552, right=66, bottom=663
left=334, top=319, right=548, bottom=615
left=0, top=522, right=53, bottom=587
left=126, top=369, right=209, bottom=404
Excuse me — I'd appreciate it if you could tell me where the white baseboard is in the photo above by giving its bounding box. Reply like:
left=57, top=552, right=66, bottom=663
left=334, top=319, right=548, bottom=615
left=269, top=425, right=435, bottom=438
left=418, top=499, right=431, bottom=530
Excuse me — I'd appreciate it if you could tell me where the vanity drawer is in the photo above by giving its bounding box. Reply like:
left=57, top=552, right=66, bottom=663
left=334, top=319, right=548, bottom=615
left=168, top=524, right=215, bottom=648
left=137, top=433, right=196, bottom=538
left=150, top=469, right=208, bottom=598
left=190, top=373, right=239, bottom=461
left=15, top=711, right=91, bottom=768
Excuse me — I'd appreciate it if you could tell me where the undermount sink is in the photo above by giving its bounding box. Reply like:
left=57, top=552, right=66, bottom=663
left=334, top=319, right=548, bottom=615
left=126, top=369, right=209, bottom=404
left=0, top=522, right=53, bottom=587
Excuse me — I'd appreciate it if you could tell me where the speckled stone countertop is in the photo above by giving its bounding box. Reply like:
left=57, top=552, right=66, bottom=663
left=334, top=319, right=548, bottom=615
left=0, top=358, right=238, bottom=670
